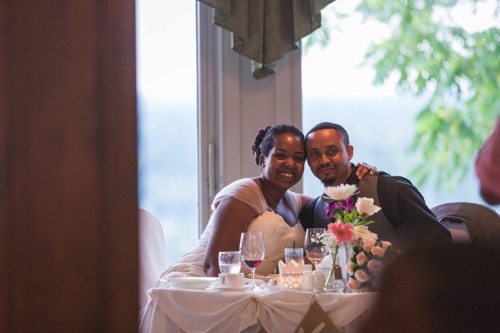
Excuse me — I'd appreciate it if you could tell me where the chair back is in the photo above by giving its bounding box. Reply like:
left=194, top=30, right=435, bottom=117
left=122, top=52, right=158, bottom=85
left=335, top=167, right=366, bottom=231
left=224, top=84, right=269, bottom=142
left=432, top=202, right=500, bottom=249
left=139, top=208, right=167, bottom=308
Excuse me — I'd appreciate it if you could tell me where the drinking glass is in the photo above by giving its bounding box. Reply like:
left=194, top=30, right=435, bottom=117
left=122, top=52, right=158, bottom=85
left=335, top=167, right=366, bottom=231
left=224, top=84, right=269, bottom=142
left=284, top=247, right=304, bottom=265
left=218, top=251, right=242, bottom=274
left=239, top=232, right=265, bottom=290
left=304, top=228, right=327, bottom=266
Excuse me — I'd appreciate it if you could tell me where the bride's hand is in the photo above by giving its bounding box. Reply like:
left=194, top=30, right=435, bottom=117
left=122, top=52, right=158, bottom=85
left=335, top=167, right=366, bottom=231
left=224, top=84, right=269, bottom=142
left=356, top=162, right=378, bottom=180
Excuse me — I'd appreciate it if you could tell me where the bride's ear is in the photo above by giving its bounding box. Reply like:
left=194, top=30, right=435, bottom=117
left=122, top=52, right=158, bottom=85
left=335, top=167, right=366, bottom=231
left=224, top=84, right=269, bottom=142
left=259, top=155, right=265, bottom=167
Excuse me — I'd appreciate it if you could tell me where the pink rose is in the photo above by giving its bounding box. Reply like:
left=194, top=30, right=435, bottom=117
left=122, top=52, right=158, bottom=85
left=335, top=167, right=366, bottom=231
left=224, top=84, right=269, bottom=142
left=371, top=246, right=386, bottom=257
left=347, top=278, right=361, bottom=291
left=363, top=239, right=375, bottom=252
left=367, top=259, right=383, bottom=276
left=356, top=251, right=368, bottom=266
left=354, top=269, right=370, bottom=283
left=381, top=241, right=392, bottom=250
left=347, top=261, right=355, bottom=274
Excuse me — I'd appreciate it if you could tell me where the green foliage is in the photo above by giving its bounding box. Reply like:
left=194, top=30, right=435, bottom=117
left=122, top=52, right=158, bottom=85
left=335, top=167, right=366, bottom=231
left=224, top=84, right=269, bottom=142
left=306, top=0, right=500, bottom=190
left=357, top=0, right=500, bottom=190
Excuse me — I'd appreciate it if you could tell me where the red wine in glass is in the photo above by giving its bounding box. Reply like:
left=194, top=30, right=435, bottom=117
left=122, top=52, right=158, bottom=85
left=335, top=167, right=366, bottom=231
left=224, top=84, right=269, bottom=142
left=240, top=232, right=265, bottom=290
left=243, top=259, right=262, bottom=269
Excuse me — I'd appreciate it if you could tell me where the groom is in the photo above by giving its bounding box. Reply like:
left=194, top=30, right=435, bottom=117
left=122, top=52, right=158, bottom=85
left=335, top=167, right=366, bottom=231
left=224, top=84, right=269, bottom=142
left=299, top=122, right=452, bottom=251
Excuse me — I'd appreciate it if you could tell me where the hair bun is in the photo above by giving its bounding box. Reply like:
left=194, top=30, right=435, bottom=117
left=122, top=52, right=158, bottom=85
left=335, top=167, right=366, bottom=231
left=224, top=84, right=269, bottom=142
left=252, top=126, right=271, bottom=165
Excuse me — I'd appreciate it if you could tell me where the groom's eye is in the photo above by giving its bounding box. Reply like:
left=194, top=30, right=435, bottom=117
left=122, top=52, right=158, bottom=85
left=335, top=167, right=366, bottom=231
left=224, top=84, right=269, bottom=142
left=327, top=149, right=338, bottom=156
left=308, top=151, right=319, bottom=158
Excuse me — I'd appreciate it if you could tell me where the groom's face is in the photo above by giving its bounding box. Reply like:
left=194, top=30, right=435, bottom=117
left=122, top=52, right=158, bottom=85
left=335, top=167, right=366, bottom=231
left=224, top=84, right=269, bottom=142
left=305, top=129, right=353, bottom=186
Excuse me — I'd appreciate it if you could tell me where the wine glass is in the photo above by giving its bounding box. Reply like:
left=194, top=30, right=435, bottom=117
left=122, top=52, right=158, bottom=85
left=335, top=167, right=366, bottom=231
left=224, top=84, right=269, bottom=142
left=239, top=232, right=265, bottom=290
left=304, top=228, right=327, bottom=266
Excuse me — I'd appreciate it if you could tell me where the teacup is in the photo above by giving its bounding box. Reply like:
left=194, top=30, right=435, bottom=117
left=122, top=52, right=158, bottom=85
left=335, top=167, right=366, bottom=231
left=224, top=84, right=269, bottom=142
left=219, top=272, right=245, bottom=288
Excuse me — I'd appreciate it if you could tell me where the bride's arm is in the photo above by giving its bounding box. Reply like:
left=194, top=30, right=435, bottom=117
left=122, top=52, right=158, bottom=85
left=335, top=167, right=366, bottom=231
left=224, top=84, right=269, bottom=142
left=203, top=197, right=259, bottom=277
left=355, top=162, right=378, bottom=179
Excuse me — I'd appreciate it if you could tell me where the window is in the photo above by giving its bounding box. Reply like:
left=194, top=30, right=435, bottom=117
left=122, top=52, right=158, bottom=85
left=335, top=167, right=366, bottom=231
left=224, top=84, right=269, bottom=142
left=136, top=1, right=300, bottom=267
left=138, top=1, right=498, bottom=269
left=302, top=0, right=498, bottom=213
left=137, top=0, right=199, bottom=264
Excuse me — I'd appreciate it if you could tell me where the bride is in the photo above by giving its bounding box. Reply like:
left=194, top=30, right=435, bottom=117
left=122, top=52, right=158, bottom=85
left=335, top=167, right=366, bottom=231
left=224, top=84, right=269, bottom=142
left=161, top=124, right=374, bottom=278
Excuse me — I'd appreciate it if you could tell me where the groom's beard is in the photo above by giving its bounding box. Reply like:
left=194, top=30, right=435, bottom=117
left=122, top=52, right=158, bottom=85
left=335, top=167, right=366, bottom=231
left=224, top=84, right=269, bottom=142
left=322, top=177, right=337, bottom=187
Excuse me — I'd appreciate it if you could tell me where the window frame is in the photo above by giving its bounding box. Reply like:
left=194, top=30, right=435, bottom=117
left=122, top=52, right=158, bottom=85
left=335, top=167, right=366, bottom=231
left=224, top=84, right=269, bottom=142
left=196, top=2, right=304, bottom=232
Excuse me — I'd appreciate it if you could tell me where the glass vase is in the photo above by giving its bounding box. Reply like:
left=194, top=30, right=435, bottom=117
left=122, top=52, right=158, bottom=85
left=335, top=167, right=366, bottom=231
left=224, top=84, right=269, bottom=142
left=328, top=242, right=354, bottom=293
left=324, top=245, right=345, bottom=292
left=337, top=242, right=353, bottom=292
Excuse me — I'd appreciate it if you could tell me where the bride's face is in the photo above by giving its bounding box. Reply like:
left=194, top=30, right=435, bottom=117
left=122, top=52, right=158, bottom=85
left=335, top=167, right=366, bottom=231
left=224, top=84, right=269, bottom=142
left=261, top=133, right=305, bottom=190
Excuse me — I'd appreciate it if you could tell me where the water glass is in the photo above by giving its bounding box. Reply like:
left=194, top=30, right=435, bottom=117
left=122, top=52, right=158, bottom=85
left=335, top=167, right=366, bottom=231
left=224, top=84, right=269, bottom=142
left=218, top=251, right=242, bottom=274
left=304, top=228, right=327, bottom=265
left=284, top=247, right=304, bottom=265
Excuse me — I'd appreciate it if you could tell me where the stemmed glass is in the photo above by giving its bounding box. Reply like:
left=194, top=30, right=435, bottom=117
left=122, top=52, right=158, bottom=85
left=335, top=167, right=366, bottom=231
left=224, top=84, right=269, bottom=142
left=239, top=232, right=265, bottom=291
left=304, top=228, right=327, bottom=266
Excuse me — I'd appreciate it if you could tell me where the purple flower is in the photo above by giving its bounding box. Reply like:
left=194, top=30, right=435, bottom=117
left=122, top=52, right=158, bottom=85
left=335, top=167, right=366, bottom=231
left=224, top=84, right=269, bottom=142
left=341, top=197, right=355, bottom=211
left=325, top=202, right=340, bottom=218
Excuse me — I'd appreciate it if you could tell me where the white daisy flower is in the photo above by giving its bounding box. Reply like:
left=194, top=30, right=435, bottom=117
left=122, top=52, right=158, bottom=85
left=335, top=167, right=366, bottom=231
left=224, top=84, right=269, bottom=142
left=323, top=184, right=359, bottom=201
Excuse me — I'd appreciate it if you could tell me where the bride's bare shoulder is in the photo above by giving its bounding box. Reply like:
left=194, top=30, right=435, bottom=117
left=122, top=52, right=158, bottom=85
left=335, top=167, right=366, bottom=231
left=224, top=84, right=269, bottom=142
left=298, top=194, right=313, bottom=208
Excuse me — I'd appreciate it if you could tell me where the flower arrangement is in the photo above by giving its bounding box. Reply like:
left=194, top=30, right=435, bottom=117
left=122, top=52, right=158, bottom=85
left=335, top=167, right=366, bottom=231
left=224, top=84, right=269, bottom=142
left=318, top=184, right=381, bottom=290
left=346, top=239, right=400, bottom=292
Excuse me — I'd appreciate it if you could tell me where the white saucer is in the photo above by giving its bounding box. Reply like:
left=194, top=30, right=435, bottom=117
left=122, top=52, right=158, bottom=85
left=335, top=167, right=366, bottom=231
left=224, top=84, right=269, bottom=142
left=209, top=284, right=252, bottom=292
left=162, top=277, right=218, bottom=290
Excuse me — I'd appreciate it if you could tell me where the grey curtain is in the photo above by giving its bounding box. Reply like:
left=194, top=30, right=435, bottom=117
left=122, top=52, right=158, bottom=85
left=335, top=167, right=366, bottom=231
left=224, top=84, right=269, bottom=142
left=199, top=0, right=335, bottom=79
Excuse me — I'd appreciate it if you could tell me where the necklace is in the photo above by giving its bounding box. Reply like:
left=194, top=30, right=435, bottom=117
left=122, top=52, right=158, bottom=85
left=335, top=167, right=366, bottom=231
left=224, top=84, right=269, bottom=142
left=260, top=177, right=281, bottom=213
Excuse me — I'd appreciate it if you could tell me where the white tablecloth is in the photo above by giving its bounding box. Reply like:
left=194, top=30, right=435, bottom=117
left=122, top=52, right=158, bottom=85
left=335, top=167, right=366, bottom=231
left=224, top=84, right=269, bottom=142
left=139, top=287, right=377, bottom=333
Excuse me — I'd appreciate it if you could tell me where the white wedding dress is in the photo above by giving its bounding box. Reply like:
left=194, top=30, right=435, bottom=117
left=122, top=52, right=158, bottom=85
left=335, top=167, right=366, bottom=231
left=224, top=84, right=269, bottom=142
left=161, top=178, right=305, bottom=278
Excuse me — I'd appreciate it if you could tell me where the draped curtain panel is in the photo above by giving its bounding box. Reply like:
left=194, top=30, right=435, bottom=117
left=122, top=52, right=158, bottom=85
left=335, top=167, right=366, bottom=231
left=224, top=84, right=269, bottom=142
left=199, top=0, right=335, bottom=79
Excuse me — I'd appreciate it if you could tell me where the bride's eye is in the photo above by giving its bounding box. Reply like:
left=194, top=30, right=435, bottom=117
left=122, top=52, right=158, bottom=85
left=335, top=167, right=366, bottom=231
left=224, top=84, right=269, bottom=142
left=274, top=153, right=286, bottom=160
left=294, top=155, right=305, bottom=163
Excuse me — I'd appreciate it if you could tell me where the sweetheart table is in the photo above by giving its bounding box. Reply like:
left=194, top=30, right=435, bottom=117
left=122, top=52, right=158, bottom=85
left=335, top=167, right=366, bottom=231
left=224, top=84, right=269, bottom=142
left=139, top=285, right=377, bottom=333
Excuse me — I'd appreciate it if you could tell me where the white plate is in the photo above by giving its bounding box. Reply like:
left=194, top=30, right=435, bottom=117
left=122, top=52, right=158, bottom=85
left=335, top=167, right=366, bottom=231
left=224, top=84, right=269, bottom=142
left=247, top=274, right=280, bottom=283
left=164, top=277, right=218, bottom=290
left=209, top=285, right=252, bottom=292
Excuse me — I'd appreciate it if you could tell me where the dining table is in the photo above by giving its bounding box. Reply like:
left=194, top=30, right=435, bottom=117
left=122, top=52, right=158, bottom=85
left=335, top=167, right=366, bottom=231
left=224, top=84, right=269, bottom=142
left=139, top=279, right=377, bottom=333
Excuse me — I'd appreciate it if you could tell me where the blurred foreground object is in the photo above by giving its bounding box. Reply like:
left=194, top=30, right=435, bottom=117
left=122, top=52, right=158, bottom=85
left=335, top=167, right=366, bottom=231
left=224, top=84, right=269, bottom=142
left=360, top=243, right=500, bottom=333
left=475, top=118, right=500, bottom=205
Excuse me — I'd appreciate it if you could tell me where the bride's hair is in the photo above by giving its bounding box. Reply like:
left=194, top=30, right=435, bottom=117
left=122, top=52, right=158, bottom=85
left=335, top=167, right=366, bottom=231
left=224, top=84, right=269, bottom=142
left=251, top=124, right=304, bottom=166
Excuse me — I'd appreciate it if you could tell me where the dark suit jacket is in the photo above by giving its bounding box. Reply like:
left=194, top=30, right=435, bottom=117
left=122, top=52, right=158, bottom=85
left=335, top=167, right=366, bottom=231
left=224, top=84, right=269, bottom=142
left=300, top=165, right=452, bottom=251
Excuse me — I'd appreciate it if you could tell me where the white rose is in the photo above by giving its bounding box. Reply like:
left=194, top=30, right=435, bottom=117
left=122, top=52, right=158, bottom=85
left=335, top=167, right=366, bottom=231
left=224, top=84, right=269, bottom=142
left=355, top=197, right=382, bottom=216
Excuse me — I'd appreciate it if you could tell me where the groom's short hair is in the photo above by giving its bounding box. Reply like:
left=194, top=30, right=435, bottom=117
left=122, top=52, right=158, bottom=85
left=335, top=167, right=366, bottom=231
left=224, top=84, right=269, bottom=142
left=305, top=122, right=350, bottom=147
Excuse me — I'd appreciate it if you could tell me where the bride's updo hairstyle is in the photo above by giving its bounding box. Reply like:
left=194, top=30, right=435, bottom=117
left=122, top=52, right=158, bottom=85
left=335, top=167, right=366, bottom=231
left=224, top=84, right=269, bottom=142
left=251, top=124, right=305, bottom=166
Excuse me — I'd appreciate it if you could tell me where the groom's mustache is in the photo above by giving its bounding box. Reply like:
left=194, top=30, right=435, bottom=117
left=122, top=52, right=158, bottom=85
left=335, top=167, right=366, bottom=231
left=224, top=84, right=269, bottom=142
left=317, top=163, right=335, bottom=171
